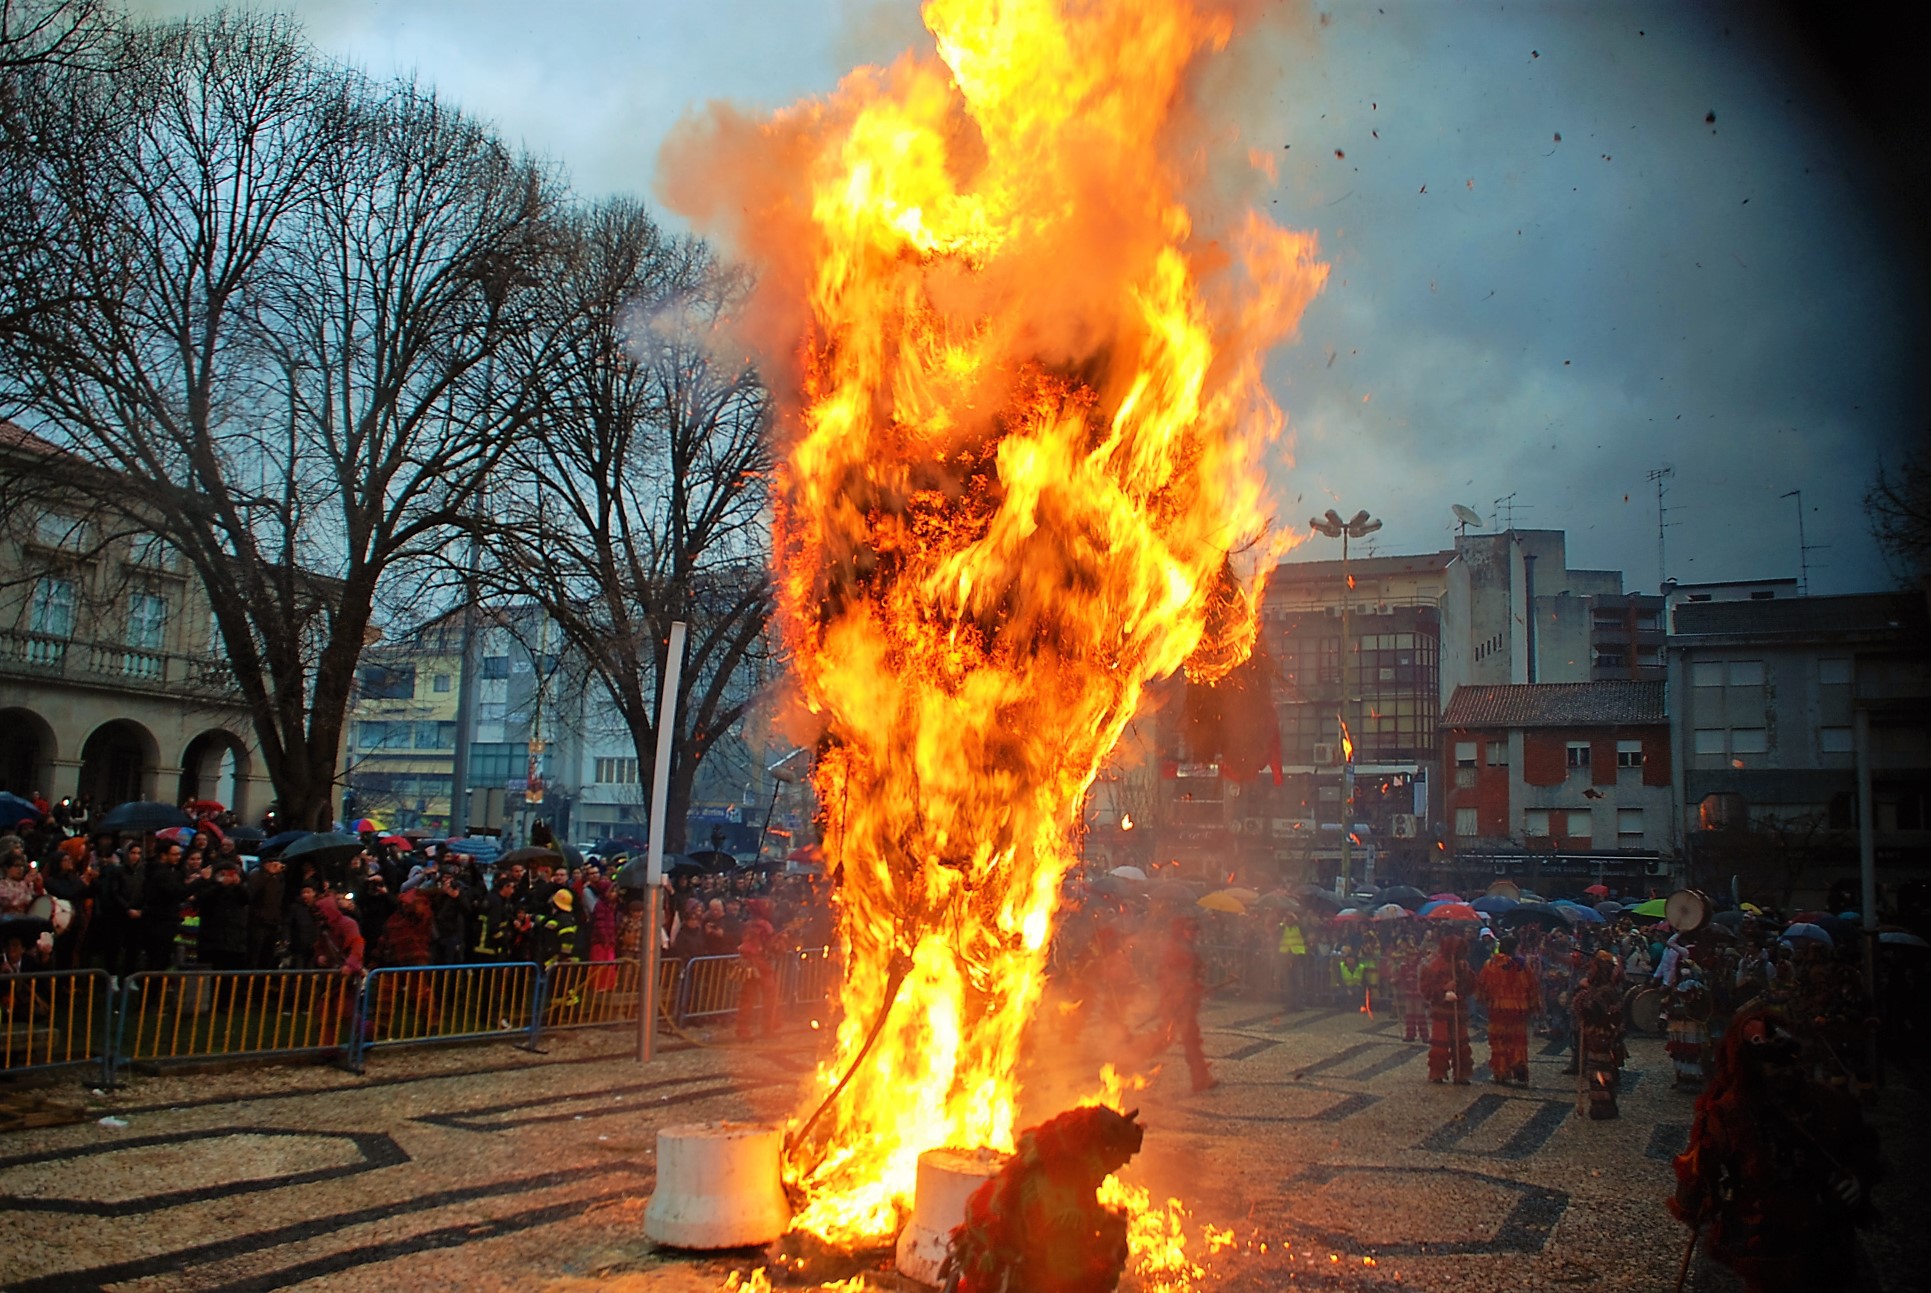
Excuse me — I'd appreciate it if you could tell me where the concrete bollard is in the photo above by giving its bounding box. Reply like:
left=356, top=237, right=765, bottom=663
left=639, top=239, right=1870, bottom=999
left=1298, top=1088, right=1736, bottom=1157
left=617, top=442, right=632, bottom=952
left=894, top=1146, right=1009, bottom=1286
left=644, top=1121, right=791, bottom=1249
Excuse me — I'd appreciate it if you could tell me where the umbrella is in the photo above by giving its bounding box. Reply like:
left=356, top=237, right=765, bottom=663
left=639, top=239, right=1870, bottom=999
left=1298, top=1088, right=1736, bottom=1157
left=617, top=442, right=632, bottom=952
left=1372, top=903, right=1412, bottom=921
left=0, top=790, right=43, bottom=824
left=1220, top=887, right=1260, bottom=903
left=1149, top=879, right=1198, bottom=903
left=1879, top=930, right=1930, bottom=949
left=1583, top=883, right=1611, bottom=898
left=687, top=849, right=738, bottom=873
left=1628, top=898, right=1669, bottom=919
left=1780, top=922, right=1834, bottom=949
left=1197, top=892, right=1247, bottom=914
left=97, top=800, right=192, bottom=833
left=279, top=831, right=366, bottom=869
left=258, top=830, right=311, bottom=857
left=497, top=845, right=566, bottom=867
left=1088, top=875, right=1140, bottom=899
left=1710, top=909, right=1746, bottom=929
left=1554, top=901, right=1605, bottom=924
left=615, top=855, right=667, bottom=887
left=1429, top=892, right=1463, bottom=902
left=1484, top=880, right=1522, bottom=901
left=1595, top=901, right=1624, bottom=916
left=1499, top=902, right=1569, bottom=931
left=1297, top=885, right=1346, bottom=913
left=1110, top=865, right=1149, bottom=882
left=0, top=914, right=55, bottom=942
left=1427, top=902, right=1480, bottom=922
left=1375, top=884, right=1429, bottom=911
left=229, top=827, right=265, bottom=845
left=1254, top=892, right=1301, bottom=910
left=1471, top=894, right=1519, bottom=915
left=379, top=834, right=415, bottom=850
left=348, top=817, right=385, bottom=833
left=1739, top=902, right=1763, bottom=915
left=1332, top=907, right=1368, bottom=922
left=1417, top=899, right=1450, bottom=916
left=183, top=799, right=227, bottom=815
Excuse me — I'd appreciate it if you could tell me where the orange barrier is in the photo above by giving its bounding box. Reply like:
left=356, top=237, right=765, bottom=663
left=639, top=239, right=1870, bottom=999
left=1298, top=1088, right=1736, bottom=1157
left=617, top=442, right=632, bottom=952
left=541, top=958, right=682, bottom=1033
left=2, top=969, right=112, bottom=1082
left=354, top=962, right=539, bottom=1071
left=118, top=969, right=361, bottom=1070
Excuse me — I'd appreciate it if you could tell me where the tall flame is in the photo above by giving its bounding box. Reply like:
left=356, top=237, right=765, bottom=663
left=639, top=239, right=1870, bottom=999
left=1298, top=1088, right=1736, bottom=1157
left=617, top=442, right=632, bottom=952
left=664, top=0, right=1326, bottom=1243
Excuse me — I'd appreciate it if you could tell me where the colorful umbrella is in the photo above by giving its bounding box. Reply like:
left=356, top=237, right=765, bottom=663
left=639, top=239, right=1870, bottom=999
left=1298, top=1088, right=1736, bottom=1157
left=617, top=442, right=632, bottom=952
left=1555, top=901, right=1605, bottom=924
left=1220, top=887, right=1261, bottom=903
left=0, top=791, right=43, bottom=824
left=1109, top=865, right=1149, bottom=882
left=1428, top=892, right=1463, bottom=903
left=1628, top=898, right=1669, bottom=919
left=1583, top=883, right=1611, bottom=898
left=1427, top=902, right=1480, bottom=921
left=379, top=834, right=414, bottom=850
left=1372, top=903, right=1412, bottom=921
left=1879, top=930, right=1929, bottom=949
left=1197, top=892, right=1247, bottom=914
left=1332, top=907, right=1368, bottom=922
left=349, top=817, right=385, bottom=833
left=183, top=799, right=227, bottom=815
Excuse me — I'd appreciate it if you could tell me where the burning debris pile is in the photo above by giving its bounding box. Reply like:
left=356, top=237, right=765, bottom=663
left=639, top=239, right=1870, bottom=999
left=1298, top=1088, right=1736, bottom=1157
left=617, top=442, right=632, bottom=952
left=661, top=0, right=1326, bottom=1275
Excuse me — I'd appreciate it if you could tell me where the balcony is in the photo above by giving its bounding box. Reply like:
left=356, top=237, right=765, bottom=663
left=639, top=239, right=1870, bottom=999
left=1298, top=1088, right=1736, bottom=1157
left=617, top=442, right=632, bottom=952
left=0, top=628, right=240, bottom=699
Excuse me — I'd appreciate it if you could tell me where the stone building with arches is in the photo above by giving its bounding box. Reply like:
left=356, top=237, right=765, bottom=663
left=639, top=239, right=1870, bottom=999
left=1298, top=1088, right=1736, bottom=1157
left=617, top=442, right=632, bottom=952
left=0, top=425, right=268, bottom=819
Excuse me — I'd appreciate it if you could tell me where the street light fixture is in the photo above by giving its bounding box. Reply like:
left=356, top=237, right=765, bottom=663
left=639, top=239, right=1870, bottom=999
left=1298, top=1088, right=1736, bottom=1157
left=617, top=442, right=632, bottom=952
left=1308, top=508, right=1381, bottom=896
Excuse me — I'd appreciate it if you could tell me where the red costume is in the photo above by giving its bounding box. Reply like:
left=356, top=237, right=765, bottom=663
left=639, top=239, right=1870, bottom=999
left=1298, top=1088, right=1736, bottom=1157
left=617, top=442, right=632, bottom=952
left=734, top=901, right=781, bottom=1039
left=1418, top=934, right=1476, bottom=1083
left=1476, top=945, right=1536, bottom=1085
left=1148, top=917, right=1214, bottom=1091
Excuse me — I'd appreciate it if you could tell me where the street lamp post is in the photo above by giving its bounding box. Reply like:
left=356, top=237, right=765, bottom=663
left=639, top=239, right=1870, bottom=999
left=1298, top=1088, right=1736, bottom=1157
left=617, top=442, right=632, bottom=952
left=1309, top=508, right=1381, bottom=896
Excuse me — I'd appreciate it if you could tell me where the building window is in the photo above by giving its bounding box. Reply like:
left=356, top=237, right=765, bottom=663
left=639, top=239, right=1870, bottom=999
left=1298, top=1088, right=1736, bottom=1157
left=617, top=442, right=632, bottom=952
left=481, top=655, right=511, bottom=680
left=354, top=720, right=412, bottom=750
left=1566, top=742, right=1591, bottom=769
left=1567, top=810, right=1593, bottom=839
left=1726, top=660, right=1765, bottom=686
left=433, top=673, right=452, bottom=693
left=1730, top=728, right=1768, bottom=754
left=1595, top=649, right=1626, bottom=669
left=1691, top=661, right=1724, bottom=687
left=1819, top=657, right=1852, bottom=686
left=35, top=512, right=88, bottom=549
left=1616, top=739, right=1644, bottom=769
left=595, top=757, right=641, bottom=785
left=1617, top=807, right=1644, bottom=843
left=1454, top=741, right=1477, bottom=767
left=1820, top=726, right=1854, bottom=754
left=1693, top=729, right=1726, bottom=755
left=356, top=663, right=416, bottom=700
left=127, top=592, right=167, bottom=650
left=30, top=577, right=75, bottom=639
left=1485, top=741, right=1509, bottom=767
left=414, top=721, right=457, bottom=750
left=1524, top=808, right=1550, bottom=836
left=1454, top=807, right=1478, bottom=837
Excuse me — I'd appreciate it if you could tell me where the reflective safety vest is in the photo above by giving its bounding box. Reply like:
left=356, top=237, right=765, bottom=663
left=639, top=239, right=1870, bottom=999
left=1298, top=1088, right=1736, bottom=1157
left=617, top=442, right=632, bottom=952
left=1337, top=959, right=1370, bottom=990
left=1278, top=925, right=1307, bottom=956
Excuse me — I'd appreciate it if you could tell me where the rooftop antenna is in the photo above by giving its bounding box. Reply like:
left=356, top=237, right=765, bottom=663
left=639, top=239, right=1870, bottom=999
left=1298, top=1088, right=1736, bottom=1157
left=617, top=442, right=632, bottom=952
left=1779, top=489, right=1828, bottom=596
left=1492, top=493, right=1528, bottom=530
left=1451, top=503, right=1484, bottom=536
left=1648, top=464, right=1675, bottom=591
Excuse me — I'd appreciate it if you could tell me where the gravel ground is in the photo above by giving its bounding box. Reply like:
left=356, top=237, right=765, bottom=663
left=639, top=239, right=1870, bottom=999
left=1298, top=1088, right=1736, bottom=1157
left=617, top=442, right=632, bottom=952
left=2, top=1000, right=1924, bottom=1292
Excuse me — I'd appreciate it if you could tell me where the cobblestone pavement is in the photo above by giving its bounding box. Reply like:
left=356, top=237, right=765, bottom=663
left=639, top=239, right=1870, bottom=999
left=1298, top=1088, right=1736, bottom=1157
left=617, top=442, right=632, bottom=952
left=3, top=997, right=1925, bottom=1292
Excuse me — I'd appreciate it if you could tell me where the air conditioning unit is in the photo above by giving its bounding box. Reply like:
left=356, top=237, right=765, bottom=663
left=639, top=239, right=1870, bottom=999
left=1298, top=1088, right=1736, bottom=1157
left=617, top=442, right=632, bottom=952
left=1312, top=742, right=1336, bottom=766
left=1326, top=605, right=1343, bottom=618
left=1390, top=813, right=1417, bottom=839
left=1244, top=817, right=1264, bottom=835
left=1644, top=859, right=1671, bottom=877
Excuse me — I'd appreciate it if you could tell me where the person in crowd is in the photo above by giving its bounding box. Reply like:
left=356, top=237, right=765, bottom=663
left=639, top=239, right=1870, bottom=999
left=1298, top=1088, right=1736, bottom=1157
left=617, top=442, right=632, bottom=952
left=375, top=888, right=438, bottom=970
left=1669, top=1007, right=1884, bottom=1291
left=1420, top=932, right=1476, bottom=1084
left=733, top=897, right=782, bottom=1040
left=307, top=891, right=364, bottom=1046
left=139, top=841, right=192, bottom=972
left=355, top=870, right=397, bottom=949
left=189, top=859, right=250, bottom=971
left=476, top=873, right=522, bottom=962
left=1664, top=959, right=1715, bottom=1089
left=1145, top=914, right=1216, bottom=1093
left=245, top=856, right=288, bottom=969
left=1274, top=912, right=1307, bottom=1013
left=585, top=875, right=619, bottom=990
left=1541, top=928, right=1579, bottom=1065
left=42, top=847, right=92, bottom=969
left=1573, top=950, right=1627, bottom=1119
left=1477, top=934, right=1536, bottom=1086
left=0, top=840, right=40, bottom=914
left=530, top=888, right=578, bottom=969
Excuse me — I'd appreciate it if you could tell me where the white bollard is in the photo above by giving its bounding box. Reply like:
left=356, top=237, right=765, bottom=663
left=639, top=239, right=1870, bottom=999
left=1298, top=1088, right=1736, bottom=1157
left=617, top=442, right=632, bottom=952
left=895, top=1147, right=1009, bottom=1286
left=644, top=1121, right=791, bottom=1250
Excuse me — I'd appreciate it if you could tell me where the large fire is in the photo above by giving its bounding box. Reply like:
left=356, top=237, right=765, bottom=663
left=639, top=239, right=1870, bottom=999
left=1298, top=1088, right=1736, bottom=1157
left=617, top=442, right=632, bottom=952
left=664, top=0, right=1325, bottom=1255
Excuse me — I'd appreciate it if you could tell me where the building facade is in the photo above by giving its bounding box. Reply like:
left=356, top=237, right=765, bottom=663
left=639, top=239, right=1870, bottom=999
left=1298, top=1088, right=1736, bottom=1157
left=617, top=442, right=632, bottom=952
left=1440, top=681, right=1673, bottom=894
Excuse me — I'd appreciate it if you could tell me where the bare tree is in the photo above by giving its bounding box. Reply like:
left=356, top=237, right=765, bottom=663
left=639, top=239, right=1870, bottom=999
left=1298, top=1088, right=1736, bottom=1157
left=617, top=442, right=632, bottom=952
left=484, top=202, right=775, bottom=852
left=0, top=0, right=110, bottom=73
left=0, top=11, right=555, bottom=826
left=1867, top=445, right=1930, bottom=587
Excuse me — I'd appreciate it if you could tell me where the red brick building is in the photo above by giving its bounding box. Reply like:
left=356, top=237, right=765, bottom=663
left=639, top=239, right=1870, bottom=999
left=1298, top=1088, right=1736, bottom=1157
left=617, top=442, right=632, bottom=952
left=1440, top=681, right=1673, bottom=892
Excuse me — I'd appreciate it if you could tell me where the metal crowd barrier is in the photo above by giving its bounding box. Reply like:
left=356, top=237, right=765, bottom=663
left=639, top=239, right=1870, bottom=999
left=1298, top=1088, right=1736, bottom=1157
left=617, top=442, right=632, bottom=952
left=352, top=961, right=540, bottom=1073
left=540, top=958, right=682, bottom=1036
left=1, top=968, right=113, bottom=1084
left=116, top=969, right=361, bottom=1075
left=676, top=954, right=744, bottom=1023
left=781, top=946, right=837, bottom=1006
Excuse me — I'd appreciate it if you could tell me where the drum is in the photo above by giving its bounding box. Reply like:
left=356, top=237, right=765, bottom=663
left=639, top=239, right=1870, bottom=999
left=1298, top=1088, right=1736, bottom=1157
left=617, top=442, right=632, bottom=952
left=1485, top=879, right=1522, bottom=901
left=1664, top=888, right=1712, bottom=932
left=27, top=893, right=73, bottom=935
left=1624, top=985, right=1663, bottom=1034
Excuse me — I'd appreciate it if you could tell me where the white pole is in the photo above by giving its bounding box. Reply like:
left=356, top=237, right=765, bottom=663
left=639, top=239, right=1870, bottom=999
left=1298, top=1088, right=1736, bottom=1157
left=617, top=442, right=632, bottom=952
left=640, top=620, right=688, bottom=1064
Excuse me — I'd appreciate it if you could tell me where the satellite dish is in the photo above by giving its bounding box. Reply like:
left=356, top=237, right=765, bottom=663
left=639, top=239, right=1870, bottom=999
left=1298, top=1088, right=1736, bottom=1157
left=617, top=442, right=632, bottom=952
left=1452, top=503, right=1484, bottom=533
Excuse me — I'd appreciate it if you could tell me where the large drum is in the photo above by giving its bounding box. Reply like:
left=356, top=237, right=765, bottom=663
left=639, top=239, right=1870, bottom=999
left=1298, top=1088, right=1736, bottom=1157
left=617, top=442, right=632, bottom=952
left=1664, top=888, right=1713, bottom=932
left=27, top=893, right=73, bottom=934
left=1624, top=984, right=1663, bottom=1035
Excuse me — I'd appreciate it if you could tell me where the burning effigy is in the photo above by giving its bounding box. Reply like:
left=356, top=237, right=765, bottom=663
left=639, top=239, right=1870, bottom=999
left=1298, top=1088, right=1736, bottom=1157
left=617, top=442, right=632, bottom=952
left=661, top=0, right=1325, bottom=1280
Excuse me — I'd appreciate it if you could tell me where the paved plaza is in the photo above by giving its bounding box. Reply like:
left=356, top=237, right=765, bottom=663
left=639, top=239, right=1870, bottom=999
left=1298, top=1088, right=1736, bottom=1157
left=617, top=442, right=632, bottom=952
left=3, top=997, right=1925, bottom=1292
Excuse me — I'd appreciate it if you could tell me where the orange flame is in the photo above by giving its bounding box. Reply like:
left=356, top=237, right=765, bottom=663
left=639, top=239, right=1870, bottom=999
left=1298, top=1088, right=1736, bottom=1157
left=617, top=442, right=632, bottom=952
left=1121, top=812, right=1135, bottom=831
left=664, top=0, right=1325, bottom=1247
left=1338, top=717, right=1355, bottom=765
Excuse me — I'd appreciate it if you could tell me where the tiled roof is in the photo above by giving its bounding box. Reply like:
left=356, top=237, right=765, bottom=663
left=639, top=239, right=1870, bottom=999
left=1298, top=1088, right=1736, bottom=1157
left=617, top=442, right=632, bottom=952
left=1441, top=680, right=1666, bottom=729
left=1671, top=593, right=1927, bottom=639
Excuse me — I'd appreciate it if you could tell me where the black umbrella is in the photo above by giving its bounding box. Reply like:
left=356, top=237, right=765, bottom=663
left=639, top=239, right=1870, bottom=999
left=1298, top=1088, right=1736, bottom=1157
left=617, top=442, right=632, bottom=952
left=279, top=831, right=365, bottom=869
left=258, top=830, right=311, bottom=857
left=667, top=857, right=708, bottom=881
left=228, top=826, right=266, bottom=845
left=1296, top=885, right=1346, bottom=914
left=1375, top=884, right=1430, bottom=911
left=613, top=855, right=655, bottom=888
left=1498, top=902, right=1568, bottom=931
left=0, top=914, right=54, bottom=943
left=686, top=849, right=738, bottom=873
left=97, top=800, right=192, bottom=833
left=498, top=845, right=565, bottom=867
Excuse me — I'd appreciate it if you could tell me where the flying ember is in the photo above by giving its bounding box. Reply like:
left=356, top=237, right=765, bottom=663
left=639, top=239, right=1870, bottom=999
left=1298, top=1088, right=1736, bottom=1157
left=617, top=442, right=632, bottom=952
left=663, top=0, right=1327, bottom=1252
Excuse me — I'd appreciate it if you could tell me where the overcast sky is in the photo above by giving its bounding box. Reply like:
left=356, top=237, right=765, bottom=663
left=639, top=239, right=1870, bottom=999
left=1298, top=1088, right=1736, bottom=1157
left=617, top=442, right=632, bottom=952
left=138, top=0, right=1929, bottom=594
